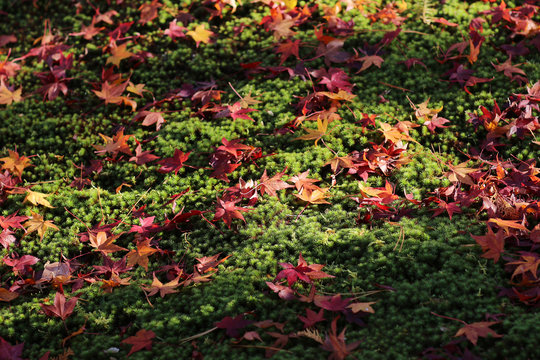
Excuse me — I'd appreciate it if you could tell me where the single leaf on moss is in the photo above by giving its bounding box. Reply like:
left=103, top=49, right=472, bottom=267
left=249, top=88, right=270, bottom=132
left=142, top=272, right=182, bottom=298
left=0, top=150, right=31, bottom=178
left=295, top=117, right=329, bottom=146
left=186, top=24, right=214, bottom=47
left=24, top=190, right=53, bottom=208
left=106, top=43, right=134, bottom=67
left=294, top=187, right=331, bottom=205
left=122, top=329, right=155, bottom=357
left=0, top=79, right=22, bottom=105
left=89, top=231, right=127, bottom=254
left=455, top=321, right=502, bottom=346
left=40, top=292, right=78, bottom=321
left=24, top=212, right=58, bottom=241
left=126, top=238, right=158, bottom=271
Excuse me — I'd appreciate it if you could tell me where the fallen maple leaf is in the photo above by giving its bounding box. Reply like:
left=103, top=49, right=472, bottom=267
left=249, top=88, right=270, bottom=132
left=215, top=314, right=254, bottom=338
left=24, top=212, right=58, bottom=241
left=40, top=292, right=78, bottom=321
left=89, top=231, right=127, bottom=254
left=295, top=117, right=329, bottom=146
left=348, top=302, right=376, bottom=314
left=0, top=336, right=25, bottom=359
left=24, top=189, right=53, bottom=208
left=126, top=238, right=158, bottom=271
left=142, top=272, right=182, bottom=298
left=164, top=20, right=186, bottom=40
left=0, top=150, right=31, bottom=178
left=0, top=79, right=22, bottom=105
left=134, top=110, right=165, bottom=131
left=258, top=169, right=293, bottom=197
left=294, top=187, right=331, bottom=205
left=214, top=197, right=250, bottom=228
left=487, top=218, right=529, bottom=235
left=444, top=161, right=478, bottom=186
left=276, top=253, right=334, bottom=286
left=157, top=149, right=190, bottom=174
left=508, top=253, right=540, bottom=280
left=356, top=55, right=384, bottom=73
left=298, top=308, right=325, bottom=328
left=0, top=288, right=19, bottom=302
left=195, top=253, right=231, bottom=273
left=138, top=0, right=162, bottom=24
left=471, top=227, right=507, bottom=263
left=122, top=329, right=156, bottom=357
left=187, top=24, right=214, bottom=47
left=106, top=43, right=134, bottom=67
left=455, top=321, right=502, bottom=346
left=321, top=316, right=361, bottom=359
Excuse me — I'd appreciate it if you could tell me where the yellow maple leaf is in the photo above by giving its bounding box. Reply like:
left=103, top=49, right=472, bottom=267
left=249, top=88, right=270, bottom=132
left=283, top=0, right=297, bottom=10
left=24, top=212, right=59, bottom=241
left=0, top=79, right=22, bottom=105
left=106, top=43, right=133, bottom=67
left=186, top=24, right=214, bottom=47
left=295, top=117, right=329, bottom=146
left=411, top=98, right=443, bottom=121
left=24, top=190, right=54, bottom=208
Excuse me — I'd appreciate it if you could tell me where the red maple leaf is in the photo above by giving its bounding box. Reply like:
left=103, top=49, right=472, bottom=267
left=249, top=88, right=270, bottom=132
left=424, top=116, right=450, bottom=134
left=266, top=281, right=297, bottom=300
left=164, top=20, right=186, bottom=40
left=40, top=292, right=78, bottom=321
left=471, top=227, right=507, bottom=263
left=316, top=68, right=353, bottom=93
left=275, top=253, right=334, bottom=286
left=215, top=314, right=253, bottom=338
left=133, top=111, right=165, bottom=131
left=0, top=229, right=16, bottom=249
left=315, top=294, right=350, bottom=312
left=3, top=254, right=39, bottom=276
left=129, top=144, right=159, bottom=165
left=275, top=38, right=301, bottom=65
left=213, top=197, right=250, bottom=228
left=228, top=102, right=257, bottom=122
left=0, top=212, right=28, bottom=230
left=157, top=149, right=191, bottom=174
left=298, top=308, right=325, bottom=328
left=121, top=329, right=156, bottom=357
left=321, top=317, right=361, bottom=360
left=431, top=199, right=461, bottom=220
left=216, top=138, right=252, bottom=159
left=0, top=336, right=25, bottom=360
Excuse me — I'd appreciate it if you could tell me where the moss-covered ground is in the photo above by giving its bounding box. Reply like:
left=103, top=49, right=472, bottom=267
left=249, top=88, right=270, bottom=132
left=0, top=0, right=539, bottom=359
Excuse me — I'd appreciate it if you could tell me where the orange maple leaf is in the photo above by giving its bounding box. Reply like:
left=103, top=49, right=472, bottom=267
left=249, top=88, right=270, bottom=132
left=106, top=43, right=134, bottom=67
left=455, top=321, right=502, bottom=346
left=89, top=231, right=127, bottom=254
left=24, top=212, right=59, bottom=241
left=0, top=149, right=31, bottom=178
left=126, top=238, right=158, bottom=271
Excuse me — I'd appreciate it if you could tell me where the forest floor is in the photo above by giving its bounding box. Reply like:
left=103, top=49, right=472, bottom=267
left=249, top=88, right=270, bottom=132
left=0, top=0, right=539, bottom=359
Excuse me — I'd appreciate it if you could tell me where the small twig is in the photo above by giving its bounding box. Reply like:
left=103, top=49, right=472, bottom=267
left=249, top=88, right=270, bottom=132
left=179, top=327, right=218, bottom=344
left=377, top=81, right=411, bottom=92
left=431, top=311, right=467, bottom=325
